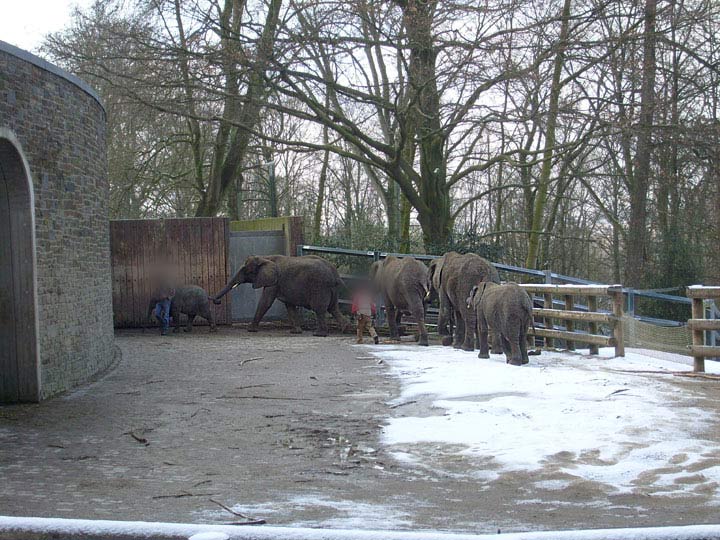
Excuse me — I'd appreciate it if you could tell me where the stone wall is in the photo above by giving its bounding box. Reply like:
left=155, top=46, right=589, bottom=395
left=0, top=41, right=115, bottom=398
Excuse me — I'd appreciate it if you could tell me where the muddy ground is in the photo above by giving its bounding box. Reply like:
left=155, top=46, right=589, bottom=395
left=1, top=326, right=720, bottom=532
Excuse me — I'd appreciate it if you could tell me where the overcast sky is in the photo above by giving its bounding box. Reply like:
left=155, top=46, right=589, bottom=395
left=0, top=0, right=94, bottom=53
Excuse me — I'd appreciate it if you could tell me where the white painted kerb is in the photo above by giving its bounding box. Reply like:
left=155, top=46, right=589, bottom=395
left=3, top=517, right=720, bottom=540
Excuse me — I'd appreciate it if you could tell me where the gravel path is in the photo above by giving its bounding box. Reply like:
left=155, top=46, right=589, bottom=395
left=2, top=326, right=720, bottom=532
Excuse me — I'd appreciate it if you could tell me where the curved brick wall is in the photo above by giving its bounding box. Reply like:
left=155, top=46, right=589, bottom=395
left=0, top=41, right=115, bottom=399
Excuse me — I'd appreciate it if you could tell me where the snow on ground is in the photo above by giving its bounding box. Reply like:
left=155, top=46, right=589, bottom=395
left=373, top=345, right=720, bottom=497
left=201, top=495, right=415, bottom=530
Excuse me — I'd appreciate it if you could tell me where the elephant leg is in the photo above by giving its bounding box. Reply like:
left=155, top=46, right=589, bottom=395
left=441, top=307, right=454, bottom=346
left=489, top=330, right=504, bottom=355
left=499, top=334, right=511, bottom=361
left=249, top=287, right=277, bottom=332
left=395, top=310, right=405, bottom=335
left=312, top=294, right=330, bottom=337
left=410, top=301, right=428, bottom=346
left=439, top=294, right=454, bottom=346
left=184, top=313, right=195, bottom=333
left=478, top=317, right=490, bottom=359
left=387, top=304, right=399, bottom=338
left=172, top=306, right=181, bottom=333
left=203, top=306, right=217, bottom=333
left=520, top=328, right=529, bottom=365
left=438, top=293, right=454, bottom=346
left=313, top=306, right=329, bottom=337
left=461, top=309, right=475, bottom=351
left=437, top=295, right=450, bottom=336
left=453, top=309, right=465, bottom=349
left=286, top=304, right=303, bottom=334
left=503, top=325, right=523, bottom=366
left=328, top=291, right=350, bottom=333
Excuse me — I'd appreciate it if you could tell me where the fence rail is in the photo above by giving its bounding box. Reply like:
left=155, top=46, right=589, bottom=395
left=520, top=284, right=625, bottom=357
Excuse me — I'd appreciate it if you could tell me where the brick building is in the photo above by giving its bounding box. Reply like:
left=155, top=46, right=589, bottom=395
left=0, top=41, right=115, bottom=402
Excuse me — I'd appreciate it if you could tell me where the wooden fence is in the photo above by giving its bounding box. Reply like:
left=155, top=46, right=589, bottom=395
left=519, top=284, right=625, bottom=358
left=110, top=218, right=231, bottom=327
left=687, top=285, right=720, bottom=372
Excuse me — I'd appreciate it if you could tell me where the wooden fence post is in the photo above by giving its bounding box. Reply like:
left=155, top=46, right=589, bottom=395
left=611, top=288, right=625, bottom=357
left=564, top=294, right=575, bottom=351
left=687, top=286, right=720, bottom=371
left=543, top=269, right=553, bottom=349
left=692, top=297, right=706, bottom=373
left=588, top=295, right=599, bottom=355
left=544, top=292, right=554, bottom=349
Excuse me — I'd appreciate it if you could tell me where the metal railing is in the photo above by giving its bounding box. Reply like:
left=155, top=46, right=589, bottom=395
left=297, top=244, right=694, bottom=327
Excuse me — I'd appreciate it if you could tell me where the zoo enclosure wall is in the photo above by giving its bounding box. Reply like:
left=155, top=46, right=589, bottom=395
left=1, top=40, right=114, bottom=400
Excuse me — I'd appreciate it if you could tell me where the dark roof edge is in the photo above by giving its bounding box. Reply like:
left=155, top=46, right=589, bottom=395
left=0, top=40, right=105, bottom=112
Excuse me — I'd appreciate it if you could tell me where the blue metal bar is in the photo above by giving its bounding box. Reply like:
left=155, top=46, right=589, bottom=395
left=299, top=245, right=378, bottom=257
left=299, top=244, right=692, bottom=322
left=629, top=289, right=692, bottom=304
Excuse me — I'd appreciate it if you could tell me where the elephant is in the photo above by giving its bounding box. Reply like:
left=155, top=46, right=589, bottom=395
left=213, top=255, right=350, bottom=336
left=426, top=251, right=500, bottom=351
left=147, top=285, right=217, bottom=333
left=369, top=255, right=429, bottom=346
left=467, top=282, right=533, bottom=366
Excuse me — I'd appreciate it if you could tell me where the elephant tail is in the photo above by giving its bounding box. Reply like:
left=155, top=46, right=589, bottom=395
left=334, top=275, right=350, bottom=297
left=525, top=303, right=541, bottom=354
left=421, top=281, right=430, bottom=299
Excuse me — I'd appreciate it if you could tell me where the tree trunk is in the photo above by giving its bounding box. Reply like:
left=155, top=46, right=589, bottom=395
left=400, top=194, right=411, bottom=253
left=525, top=0, right=571, bottom=268
left=196, top=0, right=282, bottom=217
left=625, top=0, right=657, bottom=287
left=262, top=145, right=279, bottom=218
left=401, top=0, right=452, bottom=253
left=313, top=146, right=329, bottom=242
left=386, top=179, right=400, bottom=246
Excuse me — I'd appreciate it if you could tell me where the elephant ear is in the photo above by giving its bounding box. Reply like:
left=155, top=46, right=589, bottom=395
left=431, top=256, right=445, bottom=291
left=369, top=261, right=382, bottom=282
left=253, top=259, right=279, bottom=289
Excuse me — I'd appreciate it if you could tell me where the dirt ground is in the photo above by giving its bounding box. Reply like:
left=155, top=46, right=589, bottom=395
left=2, top=326, right=720, bottom=533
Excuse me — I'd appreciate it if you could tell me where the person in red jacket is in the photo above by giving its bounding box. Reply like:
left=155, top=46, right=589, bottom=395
left=351, top=286, right=379, bottom=344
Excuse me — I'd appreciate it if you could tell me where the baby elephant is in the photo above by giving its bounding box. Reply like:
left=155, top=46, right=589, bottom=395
left=467, top=282, right=533, bottom=366
left=148, top=285, right=217, bottom=333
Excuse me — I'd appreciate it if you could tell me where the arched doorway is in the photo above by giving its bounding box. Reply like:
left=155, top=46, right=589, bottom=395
left=0, top=130, right=40, bottom=403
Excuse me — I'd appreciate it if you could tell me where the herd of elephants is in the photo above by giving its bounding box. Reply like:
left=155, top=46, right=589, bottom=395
left=148, top=252, right=535, bottom=366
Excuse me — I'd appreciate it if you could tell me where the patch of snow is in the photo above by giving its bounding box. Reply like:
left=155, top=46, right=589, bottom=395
left=532, top=479, right=573, bottom=491
left=206, top=495, right=414, bottom=530
left=189, top=533, right=230, bottom=540
left=389, top=451, right=420, bottom=465
left=374, top=345, right=720, bottom=497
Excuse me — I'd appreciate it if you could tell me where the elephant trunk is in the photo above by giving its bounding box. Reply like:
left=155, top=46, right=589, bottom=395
left=213, top=270, right=246, bottom=304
